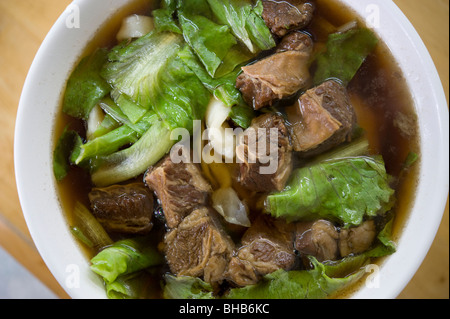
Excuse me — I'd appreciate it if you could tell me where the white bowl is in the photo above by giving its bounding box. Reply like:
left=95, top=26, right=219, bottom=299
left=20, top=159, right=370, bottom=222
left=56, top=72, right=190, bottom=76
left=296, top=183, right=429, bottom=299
left=14, top=0, right=449, bottom=299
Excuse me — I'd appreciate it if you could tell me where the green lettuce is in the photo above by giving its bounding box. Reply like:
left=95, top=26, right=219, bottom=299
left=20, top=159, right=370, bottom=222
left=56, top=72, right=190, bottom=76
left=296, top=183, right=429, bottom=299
left=98, top=97, right=152, bottom=136
left=102, top=31, right=211, bottom=132
left=105, top=272, right=146, bottom=299
left=178, top=0, right=238, bottom=77
left=102, top=31, right=182, bottom=110
left=178, top=46, right=255, bottom=128
left=206, top=0, right=275, bottom=53
left=154, top=54, right=211, bottom=131
left=226, top=257, right=366, bottom=299
left=177, top=46, right=241, bottom=106
left=313, top=28, right=379, bottom=86
left=154, top=0, right=259, bottom=78
left=112, top=92, right=148, bottom=124
left=105, top=271, right=161, bottom=299
left=163, top=275, right=215, bottom=299
left=153, top=0, right=182, bottom=34
left=87, top=114, right=121, bottom=141
left=71, top=125, right=139, bottom=165
left=266, top=156, right=395, bottom=227
left=63, top=49, right=111, bottom=119
left=90, top=112, right=175, bottom=187
left=71, top=97, right=162, bottom=166
left=90, top=237, right=164, bottom=284
left=53, top=127, right=82, bottom=181
left=244, top=0, right=275, bottom=52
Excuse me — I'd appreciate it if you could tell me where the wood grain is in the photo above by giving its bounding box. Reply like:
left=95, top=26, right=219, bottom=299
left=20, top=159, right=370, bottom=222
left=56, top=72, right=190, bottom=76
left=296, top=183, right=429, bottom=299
left=0, top=0, right=448, bottom=299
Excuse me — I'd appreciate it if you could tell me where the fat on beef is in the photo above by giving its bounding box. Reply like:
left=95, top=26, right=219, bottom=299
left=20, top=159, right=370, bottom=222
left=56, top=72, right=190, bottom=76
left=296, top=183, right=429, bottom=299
left=144, top=155, right=212, bottom=229
left=88, top=183, right=154, bottom=234
left=262, top=0, right=315, bottom=38
left=236, top=113, right=293, bottom=193
left=236, top=32, right=313, bottom=110
left=164, top=207, right=235, bottom=284
left=286, top=80, right=357, bottom=157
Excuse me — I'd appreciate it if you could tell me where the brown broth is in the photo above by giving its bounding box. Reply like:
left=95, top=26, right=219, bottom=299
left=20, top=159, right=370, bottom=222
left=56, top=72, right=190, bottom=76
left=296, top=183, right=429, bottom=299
left=55, top=0, right=420, bottom=298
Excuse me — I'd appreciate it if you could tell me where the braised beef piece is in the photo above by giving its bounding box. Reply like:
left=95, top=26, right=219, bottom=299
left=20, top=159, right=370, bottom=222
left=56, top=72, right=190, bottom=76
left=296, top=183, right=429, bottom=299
left=294, top=220, right=339, bottom=262
left=294, top=220, right=377, bottom=261
left=237, top=113, right=293, bottom=193
left=164, top=207, right=235, bottom=284
left=339, top=221, right=377, bottom=257
left=88, top=183, right=154, bottom=234
left=144, top=155, right=212, bottom=229
left=276, top=30, right=314, bottom=52
left=262, top=0, right=315, bottom=38
left=227, top=215, right=296, bottom=286
left=286, top=80, right=357, bottom=156
left=236, top=32, right=313, bottom=110
left=226, top=216, right=377, bottom=287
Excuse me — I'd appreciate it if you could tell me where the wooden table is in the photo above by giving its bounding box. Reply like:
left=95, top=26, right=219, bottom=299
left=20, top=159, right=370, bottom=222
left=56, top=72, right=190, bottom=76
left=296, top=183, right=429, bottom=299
left=0, top=0, right=448, bottom=299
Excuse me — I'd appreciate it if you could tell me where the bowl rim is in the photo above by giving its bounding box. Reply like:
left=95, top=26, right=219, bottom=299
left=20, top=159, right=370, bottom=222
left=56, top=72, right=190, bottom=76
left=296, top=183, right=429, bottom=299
left=14, top=0, right=449, bottom=299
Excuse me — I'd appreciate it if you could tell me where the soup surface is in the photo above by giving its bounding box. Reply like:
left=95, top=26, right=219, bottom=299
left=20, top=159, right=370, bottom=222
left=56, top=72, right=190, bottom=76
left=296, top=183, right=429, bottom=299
left=54, top=0, right=420, bottom=299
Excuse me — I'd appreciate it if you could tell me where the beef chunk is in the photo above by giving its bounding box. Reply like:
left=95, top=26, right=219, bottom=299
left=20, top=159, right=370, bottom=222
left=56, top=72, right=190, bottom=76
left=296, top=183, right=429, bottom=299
left=88, top=183, right=154, bottom=234
left=164, top=207, right=235, bottom=284
left=294, top=220, right=339, bottom=262
left=262, top=0, right=315, bottom=38
left=227, top=216, right=296, bottom=287
left=144, top=155, right=212, bottom=229
left=236, top=32, right=313, bottom=110
left=339, top=221, right=377, bottom=257
left=286, top=80, right=357, bottom=156
left=276, top=30, right=314, bottom=52
left=237, top=113, right=293, bottom=193
left=294, top=220, right=377, bottom=261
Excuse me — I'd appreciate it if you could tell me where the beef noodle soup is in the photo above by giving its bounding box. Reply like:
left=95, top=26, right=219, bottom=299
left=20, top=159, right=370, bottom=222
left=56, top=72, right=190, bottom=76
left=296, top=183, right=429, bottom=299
left=53, top=0, right=420, bottom=299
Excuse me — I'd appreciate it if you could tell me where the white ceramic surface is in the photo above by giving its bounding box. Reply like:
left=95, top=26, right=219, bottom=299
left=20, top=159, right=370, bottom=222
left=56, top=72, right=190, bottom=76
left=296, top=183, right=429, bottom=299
left=14, top=0, right=449, bottom=299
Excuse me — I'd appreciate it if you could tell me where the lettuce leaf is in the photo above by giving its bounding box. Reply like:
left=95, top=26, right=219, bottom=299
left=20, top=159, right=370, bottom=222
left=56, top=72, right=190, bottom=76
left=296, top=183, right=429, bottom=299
left=177, top=46, right=241, bottom=107
left=153, top=0, right=182, bottom=34
left=244, top=0, right=276, bottom=51
left=178, top=46, right=255, bottom=128
left=226, top=257, right=366, bottom=299
left=163, top=275, right=215, bottom=299
left=53, top=127, right=82, bottom=181
left=102, top=31, right=210, bottom=132
left=266, top=156, right=395, bottom=227
left=112, top=92, right=148, bottom=124
left=313, top=28, right=378, bottom=86
left=177, top=0, right=238, bottom=77
left=63, top=49, right=111, bottom=119
left=90, top=112, right=175, bottom=187
left=71, top=125, right=139, bottom=165
left=102, top=31, right=183, bottom=110
left=206, top=0, right=275, bottom=53
left=90, top=237, right=164, bottom=284
left=105, top=271, right=160, bottom=299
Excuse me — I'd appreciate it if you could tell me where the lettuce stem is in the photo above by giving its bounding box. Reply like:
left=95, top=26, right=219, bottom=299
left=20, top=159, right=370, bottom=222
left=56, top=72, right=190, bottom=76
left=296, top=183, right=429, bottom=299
left=91, top=115, right=175, bottom=187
